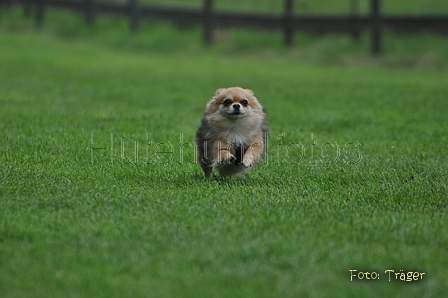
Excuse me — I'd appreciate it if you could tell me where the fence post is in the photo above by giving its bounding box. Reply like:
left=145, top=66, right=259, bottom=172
left=35, top=0, right=45, bottom=28
left=371, top=0, right=382, bottom=55
left=283, top=0, right=294, bottom=47
left=22, top=0, right=33, bottom=19
left=129, top=0, right=140, bottom=33
left=203, top=0, right=213, bottom=45
left=85, top=0, right=95, bottom=27
left=350, top=0, right=360, bottom=41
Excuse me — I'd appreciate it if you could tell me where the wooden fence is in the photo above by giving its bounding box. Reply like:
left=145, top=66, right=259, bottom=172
left=4, top=0, right=448, bottom=55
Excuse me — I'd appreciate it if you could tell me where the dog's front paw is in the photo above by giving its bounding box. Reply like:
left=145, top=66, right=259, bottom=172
left=213, top=151, right=236, bottom=166
left=242, top=155, right=254, bottom=168
left=224, top=154, right=237, bottom=164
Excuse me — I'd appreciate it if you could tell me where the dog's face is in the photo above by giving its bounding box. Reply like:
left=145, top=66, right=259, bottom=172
left=206, top=87, right=262, bottom=119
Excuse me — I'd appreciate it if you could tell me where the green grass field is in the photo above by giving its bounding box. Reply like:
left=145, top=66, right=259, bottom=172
left=142, top=0, right=448, bottom=14
left=1, top=8, right=448, bottom=298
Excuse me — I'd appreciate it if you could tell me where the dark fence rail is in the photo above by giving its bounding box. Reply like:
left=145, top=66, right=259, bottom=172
left=3, top=0, right=448, bottom=55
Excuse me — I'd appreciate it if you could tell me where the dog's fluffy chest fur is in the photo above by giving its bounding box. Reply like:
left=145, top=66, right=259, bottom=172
left=206, top=113, right=264, bottom=145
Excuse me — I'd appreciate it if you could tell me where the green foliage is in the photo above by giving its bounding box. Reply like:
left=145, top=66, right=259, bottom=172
left=1, top=8, right=448, bottom=298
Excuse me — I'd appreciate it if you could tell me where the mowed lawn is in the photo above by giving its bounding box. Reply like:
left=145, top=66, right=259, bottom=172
left=1, top=13, right=448, bottom=298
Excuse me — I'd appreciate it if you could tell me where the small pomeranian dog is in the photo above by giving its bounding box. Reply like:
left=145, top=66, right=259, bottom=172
left=195, top=87, right=268, bottom=178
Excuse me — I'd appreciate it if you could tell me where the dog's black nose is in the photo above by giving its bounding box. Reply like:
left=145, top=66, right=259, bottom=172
left=233, top=104, right=240, bottom=110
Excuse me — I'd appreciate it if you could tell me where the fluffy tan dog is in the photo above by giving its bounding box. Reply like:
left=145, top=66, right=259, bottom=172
left=195, top=87, right=268, bottom=178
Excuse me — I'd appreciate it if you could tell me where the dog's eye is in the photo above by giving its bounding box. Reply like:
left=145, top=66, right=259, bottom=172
left=223, top=99, right=232, bottom=106
left=240, top=99, right=248, bottom=106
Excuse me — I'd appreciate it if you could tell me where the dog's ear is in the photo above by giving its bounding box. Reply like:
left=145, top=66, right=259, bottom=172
left=215, top=88, right=225, bottom=96
left=245, top=89, right=254, bottom=96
